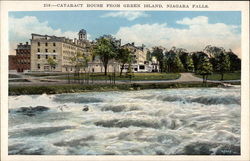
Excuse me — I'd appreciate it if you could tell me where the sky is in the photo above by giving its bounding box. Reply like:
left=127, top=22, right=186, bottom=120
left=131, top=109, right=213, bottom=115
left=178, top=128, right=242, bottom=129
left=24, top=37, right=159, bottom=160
left=9, top=10, right=241, bottom=57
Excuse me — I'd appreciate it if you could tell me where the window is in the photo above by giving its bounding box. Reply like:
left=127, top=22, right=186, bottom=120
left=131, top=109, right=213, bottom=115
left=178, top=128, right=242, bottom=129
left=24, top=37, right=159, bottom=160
left=45, top=49, right=48, bottom=52
left=53, top=43, right=56, bottom=46
left=37, top=64, right=40, bottom=69
left=37, top=55, right=40, bottom=59
left=37, top=48, right=40, bottom=52
left=44, top=66, right=49, bottom=71
left=45, top=42, right=48, bottom=46
left=45, top=55, right=48, bottom=59
left=139, top=65, right=145, bottom=70
left=38, top=42, right=40, bottom=46
left=53, top=55, right=56, bottom=59
left=53, top=50, right=56, bottom=53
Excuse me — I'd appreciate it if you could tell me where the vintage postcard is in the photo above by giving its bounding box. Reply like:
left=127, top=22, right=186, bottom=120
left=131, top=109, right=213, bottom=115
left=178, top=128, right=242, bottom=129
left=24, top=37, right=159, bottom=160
left=1, top=1, right=249, bottom=161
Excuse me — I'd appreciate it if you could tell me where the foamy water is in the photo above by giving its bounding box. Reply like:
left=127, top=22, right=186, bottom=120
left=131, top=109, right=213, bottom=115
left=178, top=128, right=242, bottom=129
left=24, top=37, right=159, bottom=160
left=8, top=87, right=241, bottom=155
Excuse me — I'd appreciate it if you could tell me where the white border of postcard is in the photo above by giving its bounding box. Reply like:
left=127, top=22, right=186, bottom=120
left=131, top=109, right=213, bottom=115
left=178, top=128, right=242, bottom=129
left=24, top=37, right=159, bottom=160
left=1, top=1, right=249, bottom=161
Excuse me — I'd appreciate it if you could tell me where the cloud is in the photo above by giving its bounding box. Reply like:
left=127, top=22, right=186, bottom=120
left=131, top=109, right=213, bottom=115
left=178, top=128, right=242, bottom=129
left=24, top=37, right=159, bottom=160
left=176, top=16, right=209, bottom=25
left=114, top=16, right=241, bottom=57
left=9, top=16, right=87, bottom=55
left=101, top=11, right=149, bottom=21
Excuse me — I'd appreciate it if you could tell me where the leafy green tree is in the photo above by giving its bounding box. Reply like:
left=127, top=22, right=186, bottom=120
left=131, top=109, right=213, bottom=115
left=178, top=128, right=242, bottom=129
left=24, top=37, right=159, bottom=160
left=227, top=50, right=241, bottom=71
left=197, top=56, right=213, bottom=83
left=165, top=50, right=176, bottom=72
left=214, top=52, right=231, bottom=80
left=186, top=55, right=194, bottom=72
left=146, top=51, right=152, bottom=61
left=47, top=57, right=57, bottom=72
left=172, top=55, right=184, bottom=72
left=151, top=47, right=164, bottom=72
left=116, top=48, right=132, bottom=76
left=204, top=45, right=225, bottom=57
left=179, top=52, right=194, bottom=72
left=93, top=37, right=117, bottom=75
left=165, top=49, right=184, bottom=73
left=191, top=52, right=208, bottom=72
left=69, top=51, right=90, bottom=82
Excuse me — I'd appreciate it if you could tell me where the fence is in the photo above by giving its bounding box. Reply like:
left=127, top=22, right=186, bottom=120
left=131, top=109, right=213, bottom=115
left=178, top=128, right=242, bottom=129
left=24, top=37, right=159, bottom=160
left=66, top=72, right=133, bottom=85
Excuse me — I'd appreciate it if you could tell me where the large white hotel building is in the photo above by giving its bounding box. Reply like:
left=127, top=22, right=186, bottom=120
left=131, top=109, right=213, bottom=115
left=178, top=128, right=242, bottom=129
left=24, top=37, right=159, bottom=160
left=30, top=29, right=156, bottom=73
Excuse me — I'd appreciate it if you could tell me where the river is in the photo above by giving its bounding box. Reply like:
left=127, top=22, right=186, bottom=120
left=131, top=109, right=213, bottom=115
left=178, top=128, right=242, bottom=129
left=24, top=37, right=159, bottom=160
left=8, top=87, right=241, bottom=155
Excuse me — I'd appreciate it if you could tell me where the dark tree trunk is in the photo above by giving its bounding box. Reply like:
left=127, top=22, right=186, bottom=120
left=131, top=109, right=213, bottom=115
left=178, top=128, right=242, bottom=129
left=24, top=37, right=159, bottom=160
left=120, top=64, right=125, bottom=76
left=104, top=63, right=108, bottom=76
left=221, top=73, right=224, bottom=81
left=102, top=57, right=109, bottom=76
left=104, top=65, right=107, bottom=75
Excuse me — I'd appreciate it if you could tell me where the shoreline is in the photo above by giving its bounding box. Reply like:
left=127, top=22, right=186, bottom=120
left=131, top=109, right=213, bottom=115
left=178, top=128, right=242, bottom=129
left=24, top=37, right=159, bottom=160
left=8, top=81, right=240, bottom=96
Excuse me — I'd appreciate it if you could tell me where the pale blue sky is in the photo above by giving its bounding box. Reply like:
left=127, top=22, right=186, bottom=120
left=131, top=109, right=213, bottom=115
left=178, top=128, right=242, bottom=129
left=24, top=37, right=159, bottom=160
left=9, top=11, right=241, bottom=39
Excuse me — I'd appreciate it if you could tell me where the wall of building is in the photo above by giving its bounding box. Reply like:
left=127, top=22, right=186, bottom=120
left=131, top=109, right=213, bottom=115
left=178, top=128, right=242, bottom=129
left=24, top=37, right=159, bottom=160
left=9, top=55, right=17, bottom=71
left=15, top=42, right=31, bottom=72
left=9, top=42, right=31, bottom=73
left=31, top=39, right=62, bottom=72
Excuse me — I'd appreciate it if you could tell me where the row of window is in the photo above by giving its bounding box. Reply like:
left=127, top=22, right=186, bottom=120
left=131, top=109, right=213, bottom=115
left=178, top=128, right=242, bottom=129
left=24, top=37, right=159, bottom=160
left=37, top=48, right=56, bottom=53
left=62, top=56, right=73, bottom=60
left=37, top=42, right=56, bottom=47
left=63, top=50, right=76, bottom=55
left=37, top=64, right=56, bottom=70
left=37, top=55, right=56, bottom=59
left=17, top=59, right=30, bottom=64
left=17, top=50, right=30, bottom=54
left=63, top=44, right=76, bottom=50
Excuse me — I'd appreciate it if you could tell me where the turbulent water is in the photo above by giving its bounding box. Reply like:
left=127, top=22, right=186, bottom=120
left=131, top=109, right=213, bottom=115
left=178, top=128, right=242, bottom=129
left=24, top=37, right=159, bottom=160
left=8, top=87, right=241, bottom=155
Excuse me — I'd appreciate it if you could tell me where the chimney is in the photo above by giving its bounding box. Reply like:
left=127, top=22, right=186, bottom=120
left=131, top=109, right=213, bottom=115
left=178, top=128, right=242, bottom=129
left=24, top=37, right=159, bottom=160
left=131, top=42, right=135, bottom=46
left=26, top=42, right=28, bottom=45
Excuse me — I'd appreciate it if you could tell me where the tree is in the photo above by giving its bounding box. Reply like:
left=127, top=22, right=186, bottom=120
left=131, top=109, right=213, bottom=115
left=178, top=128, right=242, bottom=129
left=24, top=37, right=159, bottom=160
left=70, top=51, right=90, bottom=82
left=186, top=55, right=194, bottom=72
left=191, top=52, right=208, bottom=72
left=196, top=56, right=213, bottom=83
left=172, top=55, right=184, bottom=72
left=146, top=51, right=152, bottom=61
left=93, top=36, right=117, bottom=75
left=151, top=47, right=164, bottom=72
left=165, top=49, right=184, bottom=73
left=165, top=50, right=176, bottom=72
left=179, top=52, right=194, bottom=72
left=227, top=51, right=241, bottom=71
left=116, top=48, right=132, bottom=76
left=47, top=57, right=57, bottom=72
left=214, top=51, right=231, bottom=80
left=203, top=45, right=225, bottom=57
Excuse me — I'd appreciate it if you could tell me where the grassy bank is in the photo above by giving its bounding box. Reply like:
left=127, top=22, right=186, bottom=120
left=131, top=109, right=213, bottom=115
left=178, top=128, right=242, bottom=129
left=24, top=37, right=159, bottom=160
left=194, top=72, right=240, bottom=80
left=51, top=73, right=181, bottom=81
left=9, top=82, right=226, bottom=95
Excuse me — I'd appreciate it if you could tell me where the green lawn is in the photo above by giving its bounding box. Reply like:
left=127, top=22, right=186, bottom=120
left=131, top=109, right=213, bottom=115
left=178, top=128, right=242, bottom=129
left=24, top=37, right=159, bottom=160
left=51, top=73, right=181, bottom=81
left=25, top=73, right=71, bottom=77
left=195, top=72, right=241, bottom=80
